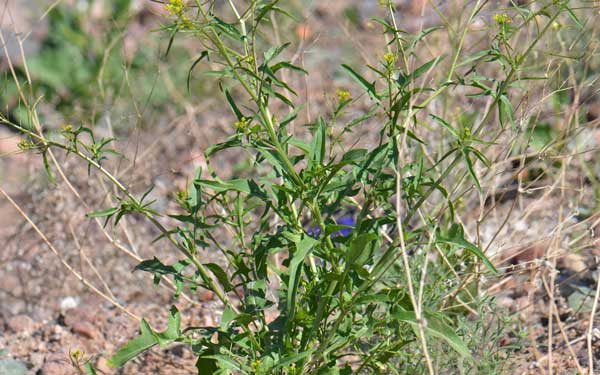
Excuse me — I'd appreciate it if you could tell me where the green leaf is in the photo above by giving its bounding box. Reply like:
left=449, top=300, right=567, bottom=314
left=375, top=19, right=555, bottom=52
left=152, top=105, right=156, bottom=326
left=196, top=351, right=218, bottom=374
left=457, top=49, right=499, bottom=67
left=263, top=43, right=290, bottom=65
left=271, top=61, right=308, bottom=75
left=309, top=117, right=326, bottom=168
left=409, top=26, right=443, bottom=49
left=346, top=233, right=377, bottom=267
left=341, top=64, right=380, bottom=103
left=498, top=94, right=515, bottom=129
left=187, top=51, right=209, bottom=92
left=461, top=148, right=481, bottom=191
left=394, top=310, right=471, bottom=358
left=85, top=207, right=119, bottom=218
left=287, top=235, right=318, bottom=322
left=152, top=306, right=181, bottom=347
left=200, top=355, right=247, bottom=372
left=220, top=307, right=236, bottom=330
left=135, top=257, right=190, bottom=280
left=205, top=263, right=234, bottom=292
left=225, top=89, right=244, bottom=121
left=411, top=55, right=445, bottom=81
left=430, top=115, right=459, bottom=139
left=205, top=135, right=242, bottom=157
left=108, top=319, right=157, bottom=368
left=341, top=148, right=367, bottom=163
left=437, top=224, right=498, bottom=274
left=271, top=349, right=316, bottom=371
left=288, top=137, right=311, bottom=153
left=108, top=306, right=181, bottom=368
left=197, top=179, right=252, bottom=194
left=84, top=362, right=97, bottom=375
left=212, top=17, right=243, bottom=41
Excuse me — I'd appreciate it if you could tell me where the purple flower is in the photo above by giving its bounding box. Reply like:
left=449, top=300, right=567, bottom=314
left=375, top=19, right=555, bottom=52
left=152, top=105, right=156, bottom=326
left=333, top=216, right=355, bottom=238
left=306, top=214, right=355, bottom=239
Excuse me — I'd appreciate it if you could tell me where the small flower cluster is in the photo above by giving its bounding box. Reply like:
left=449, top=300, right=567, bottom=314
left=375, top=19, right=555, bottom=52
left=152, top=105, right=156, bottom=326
left=493, top=13, right=511, bottom=25
left=61, top=123, right=78, bottom=144
left=464, top=127, right=471, bottom=138
left=234, top=117, right=250, bottom=131
left=165, top=0, right=185, bottom=17
left=17, top=139, right=36, bottom=151
left=383, top=51, right=398, bottom=65
left=336, top=88, right=351, bottom=102
left=61, top=124, right=74, bottom=133
left=165, top=0, right=193, bottom=28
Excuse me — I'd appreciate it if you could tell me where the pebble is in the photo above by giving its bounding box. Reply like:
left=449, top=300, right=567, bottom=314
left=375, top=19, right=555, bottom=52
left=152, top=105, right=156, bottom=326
left=29, top=352, right=46, bottom=369
left=63, top=308, right=99, bottom=340
left=59, top=297, right=80, bottom=312
left=40, top=351, right=72, bottom=375
left=70, top=321, right=97, bottom=340
left=40, top=360, right=74, bottom=375
left=199, top=290, right=215, bottom=302
left=6, top=315, right=35, bottom=334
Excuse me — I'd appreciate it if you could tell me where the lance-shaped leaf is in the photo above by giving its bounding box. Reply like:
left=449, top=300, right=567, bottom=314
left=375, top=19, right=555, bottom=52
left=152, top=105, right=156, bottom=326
left=108, top=306, right=181, bottom=368
left=437, top=224, right=498, bottom=274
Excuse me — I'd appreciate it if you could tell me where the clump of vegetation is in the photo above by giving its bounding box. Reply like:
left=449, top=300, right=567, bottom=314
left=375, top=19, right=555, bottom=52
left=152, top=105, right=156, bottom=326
left=2, top=0, right=597, bottom=373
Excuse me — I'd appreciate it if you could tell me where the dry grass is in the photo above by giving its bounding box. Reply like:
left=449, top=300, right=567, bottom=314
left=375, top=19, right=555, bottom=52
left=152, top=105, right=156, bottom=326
left=1, top=0, right=600, bottom=373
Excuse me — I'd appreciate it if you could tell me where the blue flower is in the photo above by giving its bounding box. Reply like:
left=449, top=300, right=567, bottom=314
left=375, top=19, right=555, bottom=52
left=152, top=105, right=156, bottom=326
left=333, top=216, right=355, bottom=238
left=306, top=212, right=355, bottom=239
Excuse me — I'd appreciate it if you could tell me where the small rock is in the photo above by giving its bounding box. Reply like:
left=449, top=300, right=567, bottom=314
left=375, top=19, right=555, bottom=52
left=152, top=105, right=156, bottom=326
left=199, top=290, right=215, bottom=302
left=40, top=350, right=74, bottom=374
left=63, top=308, right=98, bottom=340
left=559, top=253, right=588, bottom=273
left=70, top=321, right=97, bottom=340
left=6, top=315, right=35, bottom=334
left=169, top=344, right=186, bottom=358
left=40, top=360, right=74, bottom=375
left=59, top=297, right=80, bottom=312
left=29, top=352, right=45, bottom=369
left=495, top=296, right=515, bottom=310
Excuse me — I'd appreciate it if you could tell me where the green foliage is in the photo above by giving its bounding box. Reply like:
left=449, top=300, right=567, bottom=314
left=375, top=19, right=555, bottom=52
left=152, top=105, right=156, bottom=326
left=0, top=1, right=202, bottom=130
left=109, top=306, right=182, bottom=368
left=3, top=0, right=591, bottom=373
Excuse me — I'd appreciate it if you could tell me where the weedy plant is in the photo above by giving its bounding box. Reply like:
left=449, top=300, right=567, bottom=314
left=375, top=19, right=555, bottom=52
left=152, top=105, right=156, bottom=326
left=2, top=0, right=592, bottom=373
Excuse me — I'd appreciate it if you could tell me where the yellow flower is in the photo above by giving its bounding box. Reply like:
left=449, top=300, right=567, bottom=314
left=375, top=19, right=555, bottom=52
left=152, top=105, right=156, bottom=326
left=493, top=13, right=511, bottom=25
left=336, top=89, right=351, bottom=102
left=176, top=189, right=188, bottom=201
left=165, top=0, right=185, bottom=17
left=464, top=127, right=471, bottom=138
left=69, top=349, right=84, bottom=360
left=17, top=139, right=34, bottom=151
left=552, top=21, right=561, bottom=31
left=180, top=16, right=193, bottom=29
left=383, top=52, right=398, bottom=65
left=61, top=124, right=74, bottom=133
left=234, top=117, right=250, bottom=131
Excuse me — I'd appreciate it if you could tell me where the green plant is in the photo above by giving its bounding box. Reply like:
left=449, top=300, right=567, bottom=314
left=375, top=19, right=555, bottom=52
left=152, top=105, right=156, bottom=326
left=2, top=0, right=591, bottom=373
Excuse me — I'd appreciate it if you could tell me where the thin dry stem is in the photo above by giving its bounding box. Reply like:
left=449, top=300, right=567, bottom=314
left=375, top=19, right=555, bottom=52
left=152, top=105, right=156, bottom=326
left=0, top=186, right=140, bottom=321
